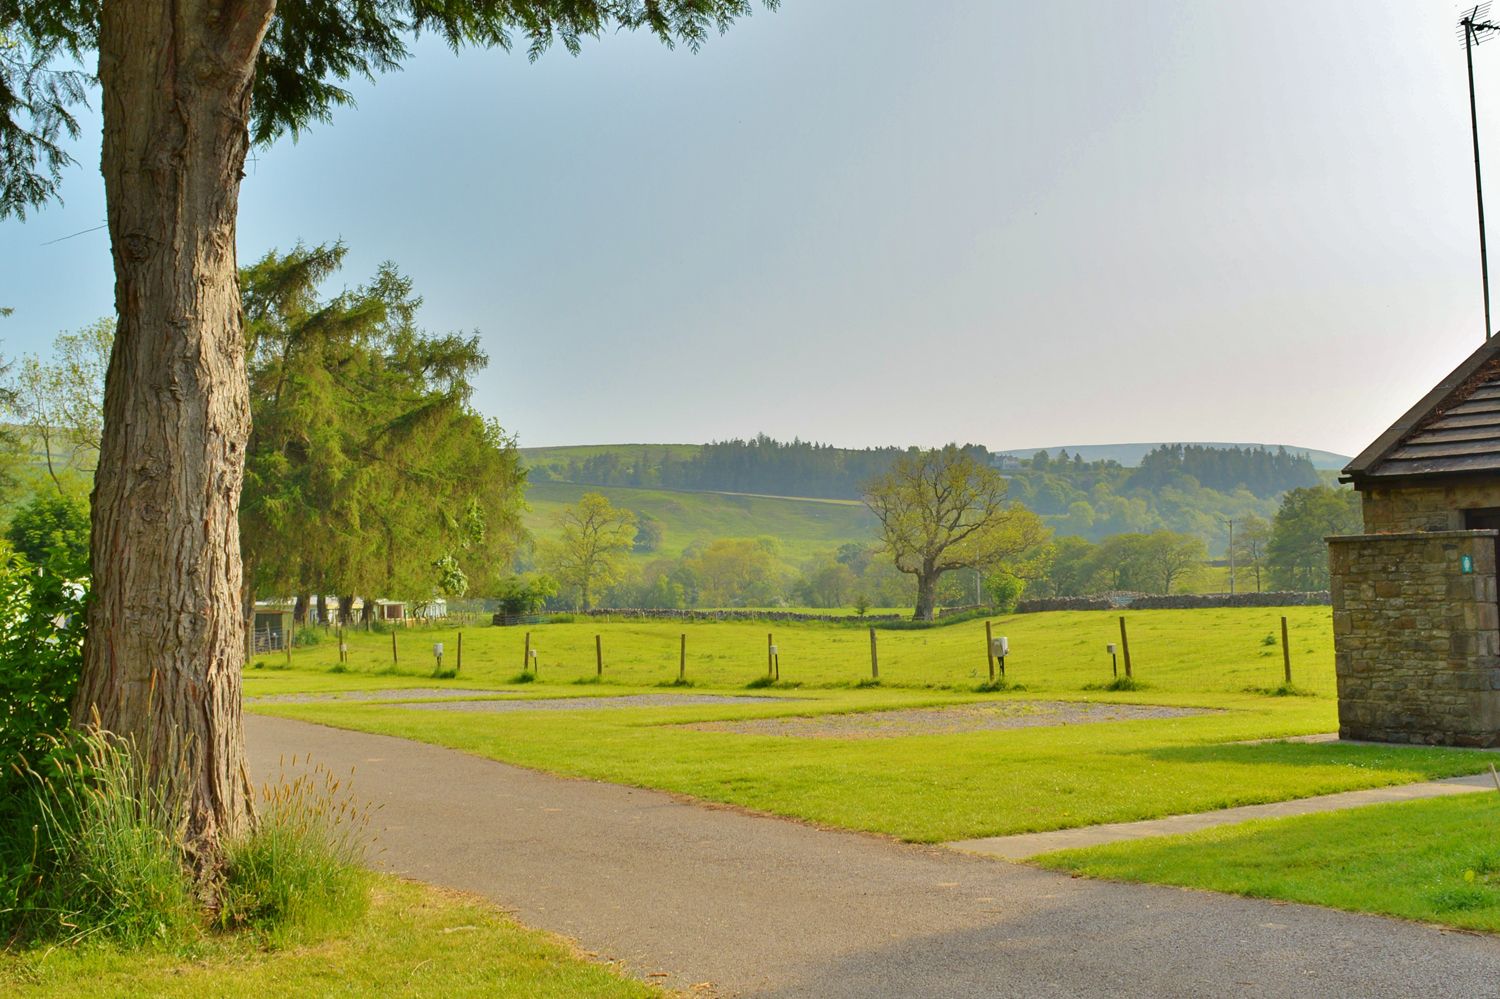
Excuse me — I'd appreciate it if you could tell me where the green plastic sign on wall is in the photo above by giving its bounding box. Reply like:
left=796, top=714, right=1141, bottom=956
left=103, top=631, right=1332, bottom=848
left=1462, top=554, right=1475, bottom=575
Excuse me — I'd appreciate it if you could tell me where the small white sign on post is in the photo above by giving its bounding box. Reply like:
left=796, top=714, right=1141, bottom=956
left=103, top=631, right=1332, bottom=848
left=992, top=637, right=1009, bottom=657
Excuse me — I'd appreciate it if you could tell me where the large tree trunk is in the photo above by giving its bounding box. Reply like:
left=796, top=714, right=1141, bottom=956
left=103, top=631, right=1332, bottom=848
left=913, top=570, right=939, bottom=622
left=73, top=0, right=276, bottom=870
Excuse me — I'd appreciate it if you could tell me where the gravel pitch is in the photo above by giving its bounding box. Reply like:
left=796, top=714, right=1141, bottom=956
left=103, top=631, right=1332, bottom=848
left=395, top=693, right=799, bottom=712
left=686, top=700, right=1211, bottom=739
left=248, top=687, right=518, bottom=705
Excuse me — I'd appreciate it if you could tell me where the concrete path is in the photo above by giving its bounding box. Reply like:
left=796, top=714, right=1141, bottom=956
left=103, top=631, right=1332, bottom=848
left=949, top=773, right=1498, bottom=860
left=246, top=716, right=1500, bottom=998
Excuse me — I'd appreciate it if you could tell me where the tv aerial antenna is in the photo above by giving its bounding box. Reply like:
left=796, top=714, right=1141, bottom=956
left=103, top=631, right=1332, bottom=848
left=1460, top=4, right=1500, bottom=339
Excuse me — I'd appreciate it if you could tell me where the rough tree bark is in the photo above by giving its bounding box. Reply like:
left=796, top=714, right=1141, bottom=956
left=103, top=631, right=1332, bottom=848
left=72, top=0, right=277, bottom=869
left=913, top=569, right=939, bottom=622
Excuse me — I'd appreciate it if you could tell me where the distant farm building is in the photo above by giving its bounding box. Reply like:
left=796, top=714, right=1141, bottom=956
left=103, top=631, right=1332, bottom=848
left=1331, top=336, right=1500, bottom=746
left=251, top=606, right=294, bottom=652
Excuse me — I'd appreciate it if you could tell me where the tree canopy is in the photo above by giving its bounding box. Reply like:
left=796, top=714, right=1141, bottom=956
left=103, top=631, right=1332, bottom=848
left=540, top=492, right=637, bottom=610
left=240, top=242, right=527, bottom=610
left=863, top=446, right=1051, bottom=620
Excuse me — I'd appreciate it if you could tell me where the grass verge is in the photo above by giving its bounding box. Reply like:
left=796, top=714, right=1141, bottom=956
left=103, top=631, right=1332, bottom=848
left=253, top=689, right=1489, bottom=843
left=0, top=876, right=661, bottom=998
left=1034, top=793, right=1500, bottom=932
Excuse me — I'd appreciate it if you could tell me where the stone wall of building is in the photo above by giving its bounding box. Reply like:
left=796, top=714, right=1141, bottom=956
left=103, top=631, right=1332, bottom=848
left=1329, top=529, right=1500, bottom=746
left=1361, top=481, right=1500, bottom=533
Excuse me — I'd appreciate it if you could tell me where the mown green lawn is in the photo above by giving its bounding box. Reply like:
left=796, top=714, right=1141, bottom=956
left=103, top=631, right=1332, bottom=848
left=245, top=608, right=1492, bottom=844
left=252, top=683, right=1488, bottom=843
left=1034, top=794, right=1500, bottom=932
left=0, top=877, right=658, bottom=998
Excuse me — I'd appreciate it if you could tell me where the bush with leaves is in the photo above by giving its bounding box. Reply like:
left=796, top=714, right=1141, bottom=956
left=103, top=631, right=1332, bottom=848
left=4, top=490, right=90, bottom=570
left=0, top=552, right=86, bottom=794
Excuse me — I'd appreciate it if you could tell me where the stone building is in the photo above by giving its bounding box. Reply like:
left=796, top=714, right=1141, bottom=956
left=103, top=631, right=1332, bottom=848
left=1332, top=335, right=1500, bottom=746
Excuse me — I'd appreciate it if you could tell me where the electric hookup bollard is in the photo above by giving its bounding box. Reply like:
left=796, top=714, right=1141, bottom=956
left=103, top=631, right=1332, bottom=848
left=433, top=642, right=444, bottom=672
left=991, top=636, right=1008, bottom=678
left=1107, top=642, right=1118, bottom=678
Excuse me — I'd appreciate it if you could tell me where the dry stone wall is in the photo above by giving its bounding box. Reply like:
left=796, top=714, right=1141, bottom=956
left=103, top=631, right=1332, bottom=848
left=1329, top=529, right=1500, bottom=747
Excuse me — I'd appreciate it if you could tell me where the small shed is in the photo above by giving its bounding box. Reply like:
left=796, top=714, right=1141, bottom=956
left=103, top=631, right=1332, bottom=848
left=1331, top=334, right=1500, bottom=746
left=375, top=600, right=406, bottom=621
left=252, top=607, right=294, bottom=652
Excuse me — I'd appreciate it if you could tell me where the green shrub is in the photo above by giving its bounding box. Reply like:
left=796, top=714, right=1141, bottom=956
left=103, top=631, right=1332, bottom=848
left=219, top=759, right=371, bottom=944
left=5, top=491, right=90, bottom=570
left=0, top=729, right=197, bottom=948
left=294, top=626, right=322, bottom=647
left=0, top=553, right=87, bottom=799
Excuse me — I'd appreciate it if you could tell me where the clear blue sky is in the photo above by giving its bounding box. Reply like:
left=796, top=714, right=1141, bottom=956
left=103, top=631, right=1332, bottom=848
left=0, top=1, right=1493, bottom=456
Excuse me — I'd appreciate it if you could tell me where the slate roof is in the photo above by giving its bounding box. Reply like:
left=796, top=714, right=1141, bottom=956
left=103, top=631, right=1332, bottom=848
left=1344, top=335, right=1500, bottom=483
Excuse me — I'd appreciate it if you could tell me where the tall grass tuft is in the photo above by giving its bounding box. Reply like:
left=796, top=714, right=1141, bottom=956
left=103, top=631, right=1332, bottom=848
left=218, top=756, right=371, bottom=944
left=0, top=728, right=197, bottom=948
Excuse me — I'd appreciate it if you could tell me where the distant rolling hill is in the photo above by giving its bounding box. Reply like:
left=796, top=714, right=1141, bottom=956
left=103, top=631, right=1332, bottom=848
left=523, top=480, right=877, bottom=564
left=999, top=442, right=1352, bottom=471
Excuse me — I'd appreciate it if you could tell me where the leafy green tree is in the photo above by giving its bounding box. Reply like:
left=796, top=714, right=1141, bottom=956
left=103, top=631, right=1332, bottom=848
left=9, top=320, right=111, bottom=493
left=1268, top=486, right=1361, bottom=591
left=541, top=493, right=637, bottom=611
left=6, top=0, right=772, bottom=864
left=632, top=512, right=664, bottom=553
left=863, top=446, right=1051, bottom=620
left=239, top=244, right=527, bottom=624
left=795, top=553, right=857, bottom=609
left=1033, top=536, right=1104, bottom=597
left=5, top=491, right=89, bottom=571
left=1092, top=534, right=1152, bottom=592
left=1231, top=514, right=1272, bottom=592
left=495, top=574, right=558, bottom=616
left=1138, top=530, right=1206, bottom=594
left=689, top=537, right=782, bottom=608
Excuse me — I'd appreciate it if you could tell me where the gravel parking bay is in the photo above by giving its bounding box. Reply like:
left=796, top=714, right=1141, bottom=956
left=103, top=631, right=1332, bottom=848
left=248, top=688, right=520, bottom=705
left=686, top=701, right=1213, bottom=739
left=394, top=694, right=800, bottom=713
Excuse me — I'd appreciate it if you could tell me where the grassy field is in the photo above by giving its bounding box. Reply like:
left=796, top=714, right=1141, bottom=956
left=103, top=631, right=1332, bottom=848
left=524, top=480, right=877, bottom=563
left=245, top=607, right=1492, bottom=844
left=0, top=877, right=657, bottom=998
left=257, top=606, right=1336, bottom=695
left=1034, top=794, right=1500, bottom=932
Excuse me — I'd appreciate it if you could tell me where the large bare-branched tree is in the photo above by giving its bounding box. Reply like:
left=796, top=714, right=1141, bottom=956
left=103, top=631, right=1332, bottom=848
left=3, top=0, right=775, bottom=873
left=540, top=492, right=637, bottom=610
left=863, top=446, right=1050, bottom=621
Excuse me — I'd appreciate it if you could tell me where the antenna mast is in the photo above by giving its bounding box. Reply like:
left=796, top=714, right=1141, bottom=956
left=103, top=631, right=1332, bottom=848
left=1461, top=5, right=1500, bottom=339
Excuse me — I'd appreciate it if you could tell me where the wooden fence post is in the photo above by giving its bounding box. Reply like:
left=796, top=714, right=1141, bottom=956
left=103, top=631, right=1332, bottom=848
left=985, top=619, right=996, bottom=683
left=596, top=634, right=603, bottom=677
left=767, top=633, right=774, bottom=677
left=391, top=631, right=398, bottom=666
left=679, top=633, right=686, bottom=683
left=869, top=627, right=879, bottom=680
left=1281, top=615, right=1292, bottom=685
left=1118, top=616, right=1132, bottom=679
left=457, top=630, right=463, bottom=674
left=524, top=631, right=531, bottom=672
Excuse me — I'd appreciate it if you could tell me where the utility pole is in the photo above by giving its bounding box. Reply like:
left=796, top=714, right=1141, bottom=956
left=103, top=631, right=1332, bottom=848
left=1222, top=517, right=1235, bottom=596
left=1462, top=5, right=1500, bottom=339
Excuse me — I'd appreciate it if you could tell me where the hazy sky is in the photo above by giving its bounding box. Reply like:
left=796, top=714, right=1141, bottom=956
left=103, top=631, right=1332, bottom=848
left=2, top=1, right=1496, bottom=457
